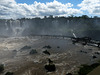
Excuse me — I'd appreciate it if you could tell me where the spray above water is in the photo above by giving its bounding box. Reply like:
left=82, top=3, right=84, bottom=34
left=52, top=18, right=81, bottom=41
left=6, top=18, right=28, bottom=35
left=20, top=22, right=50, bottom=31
left=71, top=29, right=77, bottom=38
left=5, top=20, right=8, bottom=30
left=73, top=33, right=77, bottom=38
left=9, top=20, right=26, bottom=37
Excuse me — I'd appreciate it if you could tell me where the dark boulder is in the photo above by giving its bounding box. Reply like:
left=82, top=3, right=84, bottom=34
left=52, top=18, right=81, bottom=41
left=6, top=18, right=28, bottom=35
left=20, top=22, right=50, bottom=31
left=20, top=45, right=31, bottom=50
left=57, top=46, right=60, bottom=48
left=71, top=37, right=92, bottom=45
left=45, top=64, right=56, bottom=72
left=20, top=45, right=31, bottom=52
left=45, top=59, right=56, bottom=72
left=5, top=72, right=14, bottom=75
left=29, top=49, right=37, bottom=54
left=48, top=59, right=53, bottom=64
left=43, top=45, right=51, bottom=49
left=94, top=52, right=100, bottom=55
left=43, top=50, right=50, bottom=55
left=80, top=50, right=87, bottom=54
left=66, top=73, right=72, bottom=75
left=93, top=56, right=97, bottom=59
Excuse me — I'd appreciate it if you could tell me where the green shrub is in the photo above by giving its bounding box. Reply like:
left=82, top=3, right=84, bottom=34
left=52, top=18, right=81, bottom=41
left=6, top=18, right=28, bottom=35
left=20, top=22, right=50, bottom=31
left=78, top=63, right=100, bottom=75
left=0, top=64, right=4, bottom=73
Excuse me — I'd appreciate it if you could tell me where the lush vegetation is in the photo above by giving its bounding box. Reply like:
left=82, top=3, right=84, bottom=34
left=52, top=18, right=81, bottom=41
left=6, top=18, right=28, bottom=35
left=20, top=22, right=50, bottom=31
left=78, top=63, right=100, bottom=75
left=20, top=15, right=100, bottom=20
left=0, top=64, right=4, bottom=73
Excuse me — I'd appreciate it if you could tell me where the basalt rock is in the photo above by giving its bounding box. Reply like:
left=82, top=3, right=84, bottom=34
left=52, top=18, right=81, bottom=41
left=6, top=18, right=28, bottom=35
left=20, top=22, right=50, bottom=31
left=20, top=45, right=31, bottom=51
left=45, top=59, right=56, bottom=72
left=29, top=49, right=37, bottom=54
left=45, top=64, right=56, bottom=72
left=93, top=56, right=97, bottom=59
left=43, top=45, right=51, bottom=49
left=43, top=50, right=50, bottom=55
left=5, top=72, right=14, bottom=75
left=66, top=73, right=73, bottom=75
left=48, top=59, right=53, bottom=64
left=57, top=46, right=60, bottom=48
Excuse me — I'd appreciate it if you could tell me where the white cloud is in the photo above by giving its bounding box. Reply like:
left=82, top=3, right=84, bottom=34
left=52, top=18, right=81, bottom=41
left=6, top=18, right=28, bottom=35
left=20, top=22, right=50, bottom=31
left=0, top=0, right=82, bottom=19
left=78, top=0, right=100, bottom=15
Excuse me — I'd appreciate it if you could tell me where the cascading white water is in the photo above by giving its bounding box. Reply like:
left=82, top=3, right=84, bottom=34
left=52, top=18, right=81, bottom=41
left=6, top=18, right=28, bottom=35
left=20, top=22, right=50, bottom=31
left=67, top=20, right=69, bottom=24
left=10, top=20, right=25, bottom=37
left=71, top=29, right=77, bottom=38
left=72, top=33, right=77, bottom=38
left=5, top=20, right=8, bottom=30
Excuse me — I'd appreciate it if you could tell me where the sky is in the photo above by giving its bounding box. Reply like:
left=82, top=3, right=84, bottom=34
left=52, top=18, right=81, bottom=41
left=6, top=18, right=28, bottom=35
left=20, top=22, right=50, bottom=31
left=0, top=0, right=100, bottom=19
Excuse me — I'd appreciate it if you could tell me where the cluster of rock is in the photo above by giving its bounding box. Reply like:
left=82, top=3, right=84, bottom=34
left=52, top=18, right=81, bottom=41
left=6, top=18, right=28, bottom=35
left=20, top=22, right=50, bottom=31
left=0, top=64, right=14, bottom=75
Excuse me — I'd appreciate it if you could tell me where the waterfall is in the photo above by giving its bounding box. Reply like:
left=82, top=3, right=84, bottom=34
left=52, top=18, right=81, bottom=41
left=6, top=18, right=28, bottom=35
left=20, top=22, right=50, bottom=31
left=71, top=29, right=77, bottom=38
left=72, top=33, right=77, bottom=38
left=5, top=20, right=8, bottom=30
left=67, top=20, right=69, bottom=24
left=10, top=20, right=25, bottom=37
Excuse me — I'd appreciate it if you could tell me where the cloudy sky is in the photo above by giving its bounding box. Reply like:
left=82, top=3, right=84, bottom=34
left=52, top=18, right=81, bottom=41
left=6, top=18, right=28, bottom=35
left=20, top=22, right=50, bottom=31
left=0, top=0, right=100, bottom=19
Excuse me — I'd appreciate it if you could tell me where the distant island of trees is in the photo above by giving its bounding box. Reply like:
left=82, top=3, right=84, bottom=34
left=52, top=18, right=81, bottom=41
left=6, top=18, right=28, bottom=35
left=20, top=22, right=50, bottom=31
left=0, top=15, right=99, bottom=20
left=19, top=15, right=100, bottom=20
